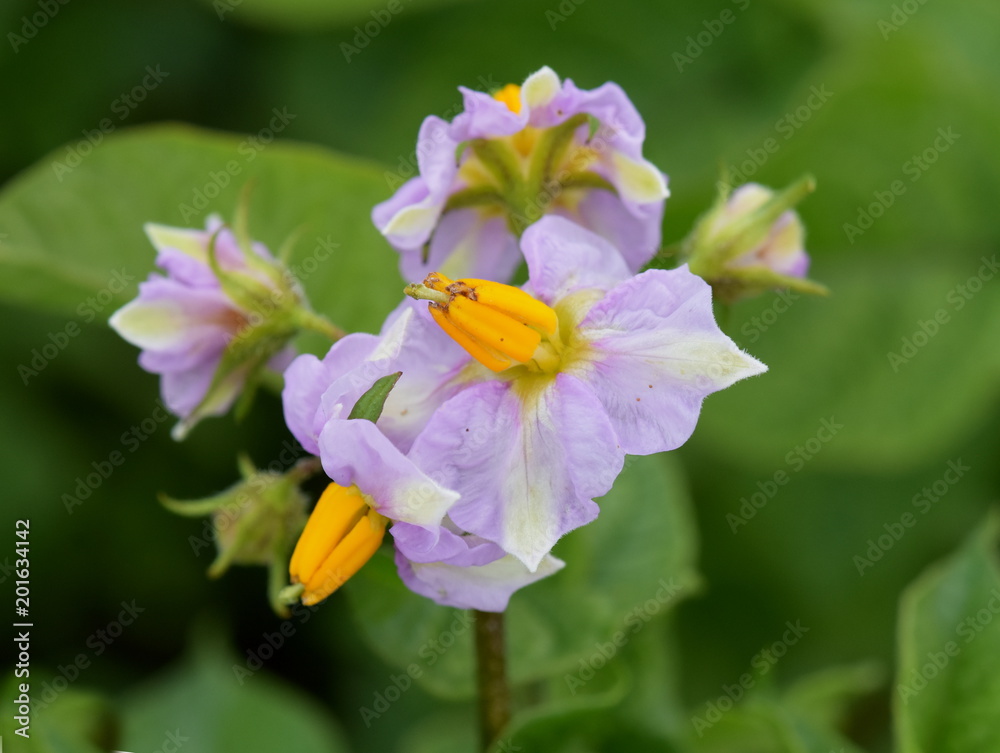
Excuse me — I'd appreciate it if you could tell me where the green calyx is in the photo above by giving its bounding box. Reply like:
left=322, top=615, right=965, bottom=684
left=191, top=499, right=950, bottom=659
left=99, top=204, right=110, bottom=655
left=159, top=455, right=322, bottom=617
left=447, top=115, right=618, bottom=238
left=675, top=173, right=830, bottom=303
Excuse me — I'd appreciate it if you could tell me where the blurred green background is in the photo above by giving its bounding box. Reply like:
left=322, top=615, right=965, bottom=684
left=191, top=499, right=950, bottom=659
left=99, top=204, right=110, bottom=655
left=1, top=0, right=998, bottom=751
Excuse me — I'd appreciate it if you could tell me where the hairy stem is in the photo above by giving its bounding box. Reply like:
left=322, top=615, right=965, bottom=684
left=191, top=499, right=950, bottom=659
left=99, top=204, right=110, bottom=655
left=295, top=309, right=345, bottom=341
left=474, top=609, right=511, bottom=750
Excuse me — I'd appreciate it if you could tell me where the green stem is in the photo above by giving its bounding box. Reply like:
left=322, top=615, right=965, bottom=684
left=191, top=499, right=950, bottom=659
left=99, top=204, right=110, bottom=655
left=295, top=310, right=345, bottom=341
left=474, top=609, right=511, bottom=751
left=287, top=456, right=324, bottom=485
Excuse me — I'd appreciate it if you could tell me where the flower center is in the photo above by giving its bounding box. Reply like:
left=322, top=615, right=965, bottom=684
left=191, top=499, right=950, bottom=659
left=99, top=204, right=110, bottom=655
left=442, top=88, right=618, bottom=235
left=405, top=273, right=562, bottom=373
left=289, top=483, right=387, bottom=606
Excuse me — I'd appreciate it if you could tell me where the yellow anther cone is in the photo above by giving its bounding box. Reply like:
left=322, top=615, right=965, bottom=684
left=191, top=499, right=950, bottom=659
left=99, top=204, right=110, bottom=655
left=493, top=84, right=522, bottom=114
left=411, top=274, right=560, bottom=373
left=289, top=483, right=386, bottom=605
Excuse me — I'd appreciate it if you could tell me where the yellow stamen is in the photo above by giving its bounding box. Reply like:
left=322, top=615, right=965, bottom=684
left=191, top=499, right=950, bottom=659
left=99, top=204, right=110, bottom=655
left=459, top=279, right=558, bottom=335
left=491, top=84, right=538, bottom=155
left=407, top=273, right=560, bottom=373
left=493, top=84, right=522, bottom=114
left=289, top=483, right=386, bottom=605
left=447, top=296, right=541, bottom=363
left=430, top=306, right=512, bottom=372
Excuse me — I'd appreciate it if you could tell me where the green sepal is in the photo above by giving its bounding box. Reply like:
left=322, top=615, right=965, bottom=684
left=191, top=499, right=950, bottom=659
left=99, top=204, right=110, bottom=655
left=159, top=491, right=233, bottom=517
left=468, top=138, right=523, bottom=194
left=711, top=266, right=831, bottom=305
left=348, top=371, right=403, bottom=423
left=161, top=455, right=313, bottom=615
left=527, top=112, right=589, bottom=192
left=559, top=171, right=617, bottom=194
left=442, top=185, right=507, bottom=213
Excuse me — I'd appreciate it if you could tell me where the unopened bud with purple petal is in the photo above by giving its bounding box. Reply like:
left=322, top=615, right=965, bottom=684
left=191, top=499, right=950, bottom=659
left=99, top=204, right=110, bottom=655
left=683, top=176, right=829, bottom=303
left=110, top=213, right=342, bottom=439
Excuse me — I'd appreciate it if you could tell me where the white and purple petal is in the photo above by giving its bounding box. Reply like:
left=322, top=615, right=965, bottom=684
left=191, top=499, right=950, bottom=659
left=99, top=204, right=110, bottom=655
left=282, top=333, right=381, bottom=455
left=563, top=189, right=664, bottom=274
left=318, top=418, right=458, bottom=529
left=521, top=216, right=631, bottom=305
left=409, top=375, right=623, bottom=571
left=284, top=302, right=470, bottom=456
left=569, top=266, right=767, bottom=455
left=394, top=531, right=565, bottom=612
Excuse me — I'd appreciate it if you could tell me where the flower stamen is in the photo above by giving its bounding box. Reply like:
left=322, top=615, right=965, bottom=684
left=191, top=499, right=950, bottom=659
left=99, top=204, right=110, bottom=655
left=289, top=483, right=387, bottom=605
left=406, top=273, right=560, bottom=373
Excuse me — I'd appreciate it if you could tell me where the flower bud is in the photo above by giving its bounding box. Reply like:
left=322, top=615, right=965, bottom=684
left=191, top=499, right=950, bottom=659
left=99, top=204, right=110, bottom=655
left=161, top=455, right=317, bottom=616
left=684, top=176, right=828, bottom=303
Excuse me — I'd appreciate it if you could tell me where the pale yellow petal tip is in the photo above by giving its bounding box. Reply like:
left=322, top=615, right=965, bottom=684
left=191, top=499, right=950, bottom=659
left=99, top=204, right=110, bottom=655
left=143, top=222, right=209, bottom=261
left=381, top=202, right=440, bottom=239
left=612, top=153, right=668, bottom=204
left=107, top=300, right=178, bottom=348
left=738, top=349, right=769, bottom=380
left=522, top=66, right=560, bottom=109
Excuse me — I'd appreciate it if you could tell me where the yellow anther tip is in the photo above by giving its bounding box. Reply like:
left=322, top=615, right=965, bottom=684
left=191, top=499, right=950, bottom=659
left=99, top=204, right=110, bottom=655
left=493, top=84, right=522, bottom=115
left=289, top=483, right=384, bottom=604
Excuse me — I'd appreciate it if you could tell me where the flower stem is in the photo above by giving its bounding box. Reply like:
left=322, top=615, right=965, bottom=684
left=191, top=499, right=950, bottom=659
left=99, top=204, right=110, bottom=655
left=295, top=310, right=345, bottom=341
left=474, top=609, right=511, bottom=751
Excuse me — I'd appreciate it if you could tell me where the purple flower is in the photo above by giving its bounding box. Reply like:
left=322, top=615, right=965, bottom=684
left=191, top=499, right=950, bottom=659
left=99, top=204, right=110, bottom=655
left=110, top=217, right=300, bottom=439
left=289, top=418, right=460, bottom=606
left=405, top=217, right=766, bottom=569
left=284, top=318, right=566, bottom=610
left=373, top=66, right=669, bottom=283
left=288, top=216, right=766, bottom=573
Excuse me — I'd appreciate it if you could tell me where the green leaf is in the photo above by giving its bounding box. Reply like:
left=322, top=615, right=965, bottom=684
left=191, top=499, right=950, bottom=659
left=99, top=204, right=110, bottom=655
left=195, top=0, right=471, bottom=31
left=119, top=625, right=350, bottom=753
left=346, top=453, right=700, bottom=699
left=782, top=661, right=883, bottom=732
left=0, top=124, right=400, bottom=338
left=348, top=371, right=402, bottom=422
left=399, top=661, right=632, bottom=753
left=0, top=678, right=117, bottom=753
left=687, top=664, right=877, bottom=753
left=696, top=256, right=1000, bottom=474
left=895, top=512, right=1000, bottom=753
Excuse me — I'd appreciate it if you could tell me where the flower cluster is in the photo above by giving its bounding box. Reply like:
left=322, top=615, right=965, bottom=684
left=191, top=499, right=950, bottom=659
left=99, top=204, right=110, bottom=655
left=283, top=214, right=765, bottom=610
left=112, top=67, right=818, bottom=614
